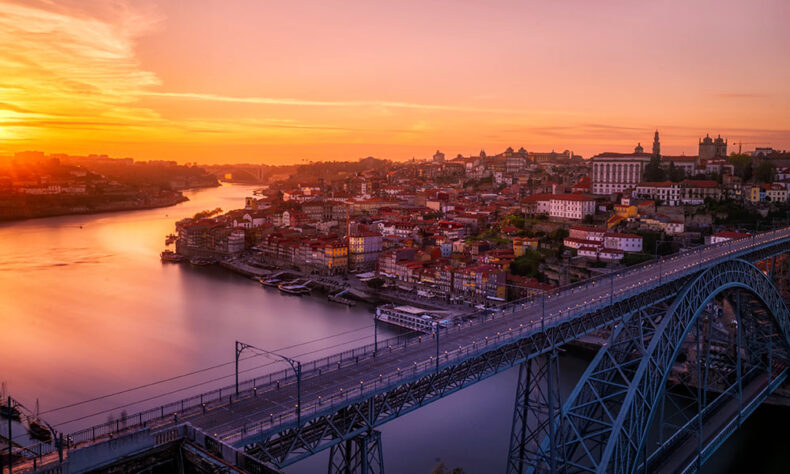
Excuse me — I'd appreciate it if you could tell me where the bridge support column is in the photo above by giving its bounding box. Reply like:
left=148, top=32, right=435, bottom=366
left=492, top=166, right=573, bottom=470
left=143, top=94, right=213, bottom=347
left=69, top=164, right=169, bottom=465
left=328, top=429, right=384, bottom=474
left=506, top=352, right=562, bottom=474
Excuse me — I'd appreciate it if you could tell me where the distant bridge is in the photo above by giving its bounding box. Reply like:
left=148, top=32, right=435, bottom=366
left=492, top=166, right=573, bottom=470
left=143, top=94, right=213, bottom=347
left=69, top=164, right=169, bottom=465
left=8, top=228, right=790, bottom=474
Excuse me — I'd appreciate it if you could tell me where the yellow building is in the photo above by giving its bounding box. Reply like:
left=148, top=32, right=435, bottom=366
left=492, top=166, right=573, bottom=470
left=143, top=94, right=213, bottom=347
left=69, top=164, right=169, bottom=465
left=747, top=185, right=761, bottom=203
left=513, top=237, right=539, bottom=257
left=614, top=204, right=637, bottom=218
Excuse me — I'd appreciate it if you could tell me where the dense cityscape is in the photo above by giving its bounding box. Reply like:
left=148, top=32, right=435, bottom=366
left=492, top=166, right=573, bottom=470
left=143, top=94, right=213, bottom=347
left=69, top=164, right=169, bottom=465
left=153, top=133, right=790, bottom=330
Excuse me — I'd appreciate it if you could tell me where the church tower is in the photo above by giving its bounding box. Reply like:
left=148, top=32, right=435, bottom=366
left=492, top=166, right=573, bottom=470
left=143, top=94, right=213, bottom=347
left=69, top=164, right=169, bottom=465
left=652, top=130, right=660, bottom=157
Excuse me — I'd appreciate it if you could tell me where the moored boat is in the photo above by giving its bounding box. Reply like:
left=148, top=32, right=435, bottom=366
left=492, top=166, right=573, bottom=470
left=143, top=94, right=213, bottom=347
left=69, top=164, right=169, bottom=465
left=26, top=399, right=52, bottom=442
left=0, top=402, right=21, bottom=421
left=0, top=382, right=21, bottom=421
left=27, top=418, right=52, bottom=442
left=278, top=283, right=311, bottom=295
left=259, top=277, right=282, bottom=287
left=160, top=250, right=187, bottom=263
left=189, top=257, right=216, bottom=266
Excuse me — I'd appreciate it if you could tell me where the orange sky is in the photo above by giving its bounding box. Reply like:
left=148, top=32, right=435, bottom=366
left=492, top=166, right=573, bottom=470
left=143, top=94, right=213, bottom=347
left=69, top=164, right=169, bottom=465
left=0, top=0, right=789, bottom=164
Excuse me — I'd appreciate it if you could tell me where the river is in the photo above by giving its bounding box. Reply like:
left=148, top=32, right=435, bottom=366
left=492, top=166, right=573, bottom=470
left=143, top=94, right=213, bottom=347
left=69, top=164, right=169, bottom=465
left=0, top=183, right=784, bottom=473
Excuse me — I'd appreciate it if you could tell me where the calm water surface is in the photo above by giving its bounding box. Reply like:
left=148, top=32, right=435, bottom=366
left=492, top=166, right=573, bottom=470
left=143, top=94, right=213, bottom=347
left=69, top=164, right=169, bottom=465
left=0, top=184, right=784, bottom=473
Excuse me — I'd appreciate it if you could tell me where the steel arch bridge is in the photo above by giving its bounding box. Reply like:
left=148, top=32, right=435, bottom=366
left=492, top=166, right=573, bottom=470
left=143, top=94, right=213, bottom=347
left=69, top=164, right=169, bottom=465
left=510, top=258, right=790, bottom=474
left=13, top=229, right=790, bottom=474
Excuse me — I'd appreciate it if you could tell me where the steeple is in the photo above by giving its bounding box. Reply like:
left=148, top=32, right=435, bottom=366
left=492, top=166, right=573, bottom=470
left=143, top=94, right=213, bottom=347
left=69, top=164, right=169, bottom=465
left=652, top=130, right=660, bottom=157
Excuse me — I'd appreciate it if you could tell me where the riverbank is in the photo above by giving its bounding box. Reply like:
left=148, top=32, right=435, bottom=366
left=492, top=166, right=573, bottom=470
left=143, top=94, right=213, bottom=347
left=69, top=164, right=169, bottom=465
left=0, top=187, right=213, bottom=222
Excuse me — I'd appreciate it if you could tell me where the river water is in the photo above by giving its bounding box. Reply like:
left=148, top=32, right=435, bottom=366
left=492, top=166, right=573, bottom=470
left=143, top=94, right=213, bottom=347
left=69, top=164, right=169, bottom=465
left=0, top=184, right=784, bottom=473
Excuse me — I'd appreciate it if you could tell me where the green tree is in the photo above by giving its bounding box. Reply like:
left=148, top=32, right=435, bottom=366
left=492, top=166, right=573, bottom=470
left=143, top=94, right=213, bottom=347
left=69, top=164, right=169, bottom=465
left=643, top=156, right=666, bottom=181
left=728, top=153, right=753, bottom=181
left=668, top=162, right=685, bottom=182
left=755, top=161, right=776, bottom=183
left=509, top=249, right=544, bottom=279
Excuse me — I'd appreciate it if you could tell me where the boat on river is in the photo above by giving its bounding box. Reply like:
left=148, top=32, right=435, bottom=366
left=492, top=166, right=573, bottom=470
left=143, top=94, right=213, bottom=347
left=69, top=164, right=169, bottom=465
left=0, top=383, right=21, bottom=421
left=259, top=277, right=282, bottom=287
left=278, top=282, right=311, bottom=295
left=26, top=399, right=52, bottom=442
left=160, top=250, right=187, bottom=263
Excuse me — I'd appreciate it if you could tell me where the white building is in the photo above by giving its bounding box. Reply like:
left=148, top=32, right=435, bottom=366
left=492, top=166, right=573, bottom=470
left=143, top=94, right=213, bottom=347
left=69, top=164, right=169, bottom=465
left=603, top=232, right=643, bottom=252
left=591, top=151, right=652, bottom=195
left=635, top=181, right=681, bottom=206
left=764, top=184, right=788, bottom=203
left=548, top=194, right=596, bottom=220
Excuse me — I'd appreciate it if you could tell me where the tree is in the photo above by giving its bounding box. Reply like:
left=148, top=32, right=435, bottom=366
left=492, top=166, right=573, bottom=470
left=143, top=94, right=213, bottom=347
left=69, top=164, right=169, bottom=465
left=582, top=214, right=594, bottom=225
left=728, top=153, right=753, bottom=181
left=431, top=463, right=466, bottom=474
left=509, top=249, right=544, bottom=279
left=755, top=161, right=776, bottom=183
left=643, top=156, right=666, bottom=182
left=192, top=207, right=223, bottom=219
left=668, top=162, right=685, bottom=182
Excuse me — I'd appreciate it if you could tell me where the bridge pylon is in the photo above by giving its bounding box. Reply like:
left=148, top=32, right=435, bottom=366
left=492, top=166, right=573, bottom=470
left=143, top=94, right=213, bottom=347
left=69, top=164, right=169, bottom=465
left=507, top=352, right=562, bottom=474
left=328, top=429, right=384, bottom=474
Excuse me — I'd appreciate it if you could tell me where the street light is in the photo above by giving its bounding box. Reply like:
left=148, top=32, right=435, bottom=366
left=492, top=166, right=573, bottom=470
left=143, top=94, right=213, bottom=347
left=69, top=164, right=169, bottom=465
left=235, top=341, right=302, bottom=427
left=432, top=322, right=440, bottom=373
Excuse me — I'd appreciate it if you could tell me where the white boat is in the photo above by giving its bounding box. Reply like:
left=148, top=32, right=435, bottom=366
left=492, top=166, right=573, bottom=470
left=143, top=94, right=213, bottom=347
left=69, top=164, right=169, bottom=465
left=278, top=283, right=310, bottom=295
left=259, top=278, right=282, bottom=287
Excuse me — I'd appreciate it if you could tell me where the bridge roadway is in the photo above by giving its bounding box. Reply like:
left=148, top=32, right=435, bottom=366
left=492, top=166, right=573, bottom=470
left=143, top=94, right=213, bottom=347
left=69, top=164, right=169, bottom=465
left=140, top=228, right=790, bottom=447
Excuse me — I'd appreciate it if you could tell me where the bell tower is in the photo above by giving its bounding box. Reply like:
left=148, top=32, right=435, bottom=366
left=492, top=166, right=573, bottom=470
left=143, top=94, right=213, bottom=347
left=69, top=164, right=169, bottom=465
left=652, top=130, right=660, bottom=157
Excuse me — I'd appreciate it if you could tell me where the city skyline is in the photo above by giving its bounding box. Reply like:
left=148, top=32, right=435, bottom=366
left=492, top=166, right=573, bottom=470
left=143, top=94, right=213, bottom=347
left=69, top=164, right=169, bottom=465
left=0, top=0, right=789, bottom=164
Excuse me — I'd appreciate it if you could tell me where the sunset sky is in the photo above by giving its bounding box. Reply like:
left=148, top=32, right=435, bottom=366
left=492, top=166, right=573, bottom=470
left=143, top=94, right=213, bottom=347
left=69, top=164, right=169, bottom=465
left=0, top=0, right=788, bottom=164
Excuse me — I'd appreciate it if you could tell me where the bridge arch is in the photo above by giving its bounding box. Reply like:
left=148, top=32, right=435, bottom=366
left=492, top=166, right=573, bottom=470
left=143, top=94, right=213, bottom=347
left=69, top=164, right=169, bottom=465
left=558, top=258, right=790, bottom=473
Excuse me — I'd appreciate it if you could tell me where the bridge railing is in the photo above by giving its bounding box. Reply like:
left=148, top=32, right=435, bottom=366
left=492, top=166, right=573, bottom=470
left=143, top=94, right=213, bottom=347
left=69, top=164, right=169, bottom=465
left=28, top=228, right=787, bottom=460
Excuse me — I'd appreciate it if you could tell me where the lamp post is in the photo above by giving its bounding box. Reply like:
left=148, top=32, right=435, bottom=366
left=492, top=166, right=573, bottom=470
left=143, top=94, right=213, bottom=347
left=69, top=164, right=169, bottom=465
left=541, top=289, right=546, bottom=332
left=433, top=322, right=440, bottom=373
left=235, top=341, right=302, bottom=427
left=374, top=310, right=379, bottom=356
left=7, top=396, right=11, bottom=474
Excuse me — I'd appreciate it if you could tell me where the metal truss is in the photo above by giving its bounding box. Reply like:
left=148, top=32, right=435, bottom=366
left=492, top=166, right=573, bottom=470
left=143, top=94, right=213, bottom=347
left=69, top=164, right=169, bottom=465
left=552, top=259, right=790, bottom=474
left=244, top=277, right=693, bottom=468
left=507, top=353, right=562, bottom=474
left=328, top=429, right=384, bottom=474
left=240, top=236, right=790, bottom=470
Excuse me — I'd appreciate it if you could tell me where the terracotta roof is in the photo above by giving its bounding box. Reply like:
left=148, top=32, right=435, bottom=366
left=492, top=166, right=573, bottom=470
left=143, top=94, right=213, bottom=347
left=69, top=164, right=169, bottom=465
left=549, top=193, right=595, bottom=202
left=713, top=231, right=752, bottom=239
left=594, top=152, right=653, bottom=159
left=570, top=225, right=605, bottom=233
